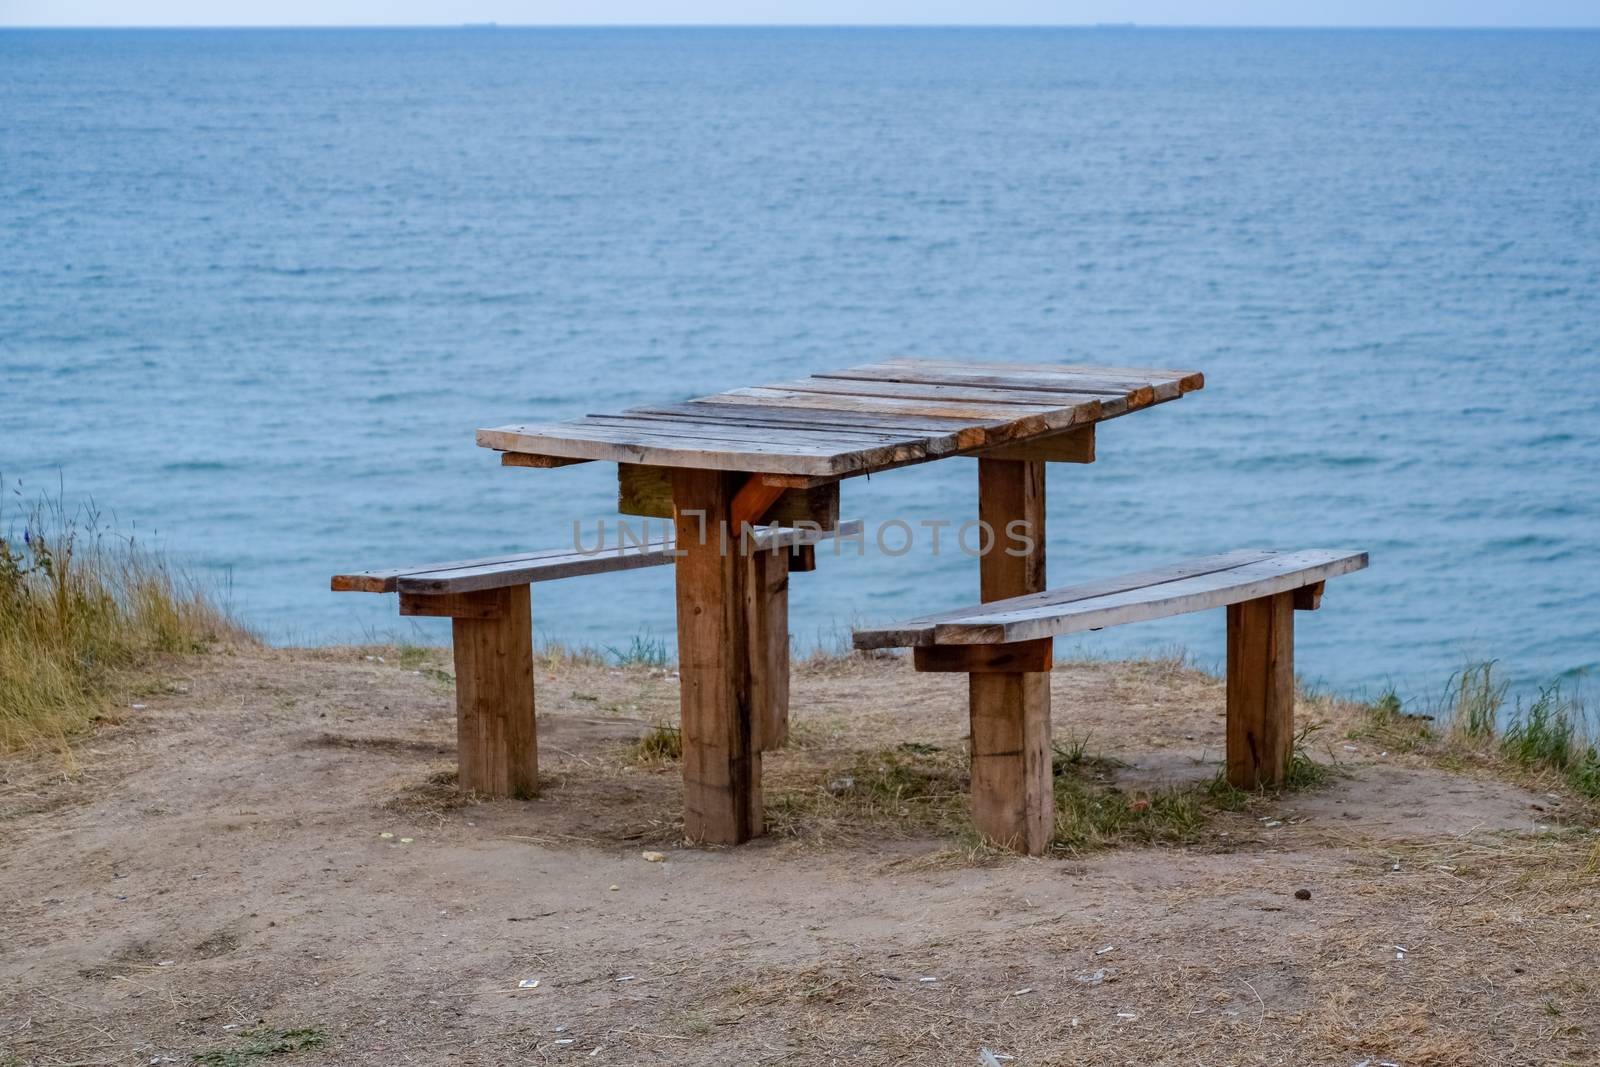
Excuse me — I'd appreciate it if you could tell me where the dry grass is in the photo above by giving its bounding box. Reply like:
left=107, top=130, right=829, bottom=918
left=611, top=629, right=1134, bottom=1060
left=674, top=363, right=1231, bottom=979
left=0, top=489, right=248, bottom=754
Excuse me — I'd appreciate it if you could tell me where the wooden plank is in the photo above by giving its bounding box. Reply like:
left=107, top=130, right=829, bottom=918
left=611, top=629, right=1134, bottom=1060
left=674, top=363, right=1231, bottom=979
left=747, top=547, right=790, bottom=750
left=816, top=364, right=1156, bottom=407
left=335, top=543, right=601, bottom=593
left=1293, top=581, right=1325, bottom=611
left=933, top=549, right=1368, bottom=645
left=626, top=400, right=991, bottom=435
left=913, top=638, right=1052, bottom=673
left=354, top=521, right=861, bottom=596
left=732, top=475, right=788, bottom=530
left=975, top=425, right=1094, bottom=464
left=884, top=357, right=1204, bottom=393
left=581, top=412, right=924, bottom=445
left=399, top=591, right=507, bottom=618
left=396, top=541, right=676, bottom=594
left=701, top=388, right=1099, bottom=431
left=752, top=376, right=1119, bottom=409
left=451, top=585, right=538, bottom=799
left=500, top=453, right=592, bottom=469
left=618, top=463, right=840, bottom=528
left=969, top=456, right=1052, bottom=856
left=759, top=472, right=843, bottom=490
left=478, top=421, right=924, bottom=477
left=852, top=549, right=1279, bottom=648
left=1226, top=593, right=1295, bottom=789
left=671, top=468, right=762, bottom=845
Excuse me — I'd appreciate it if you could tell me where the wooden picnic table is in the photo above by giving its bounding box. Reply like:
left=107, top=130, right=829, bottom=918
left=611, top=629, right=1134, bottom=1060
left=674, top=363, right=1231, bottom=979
left=477, top=358, right=1203, bottom=847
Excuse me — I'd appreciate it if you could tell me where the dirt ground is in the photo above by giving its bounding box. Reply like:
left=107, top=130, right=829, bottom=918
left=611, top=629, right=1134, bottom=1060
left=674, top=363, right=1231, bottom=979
left=1, top=645, right=1596, bottom=1067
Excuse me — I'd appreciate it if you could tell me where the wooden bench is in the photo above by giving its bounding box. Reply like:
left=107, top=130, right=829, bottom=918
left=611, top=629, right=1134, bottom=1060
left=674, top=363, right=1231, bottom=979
left=332, top=521, right=861, bottom=799
left=852, top=548, right=1368, bottom=854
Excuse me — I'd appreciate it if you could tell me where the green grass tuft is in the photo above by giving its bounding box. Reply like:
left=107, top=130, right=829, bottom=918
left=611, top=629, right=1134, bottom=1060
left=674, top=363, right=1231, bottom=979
left=605, top=632, right=670, bottom=668
left=193, top=1026, right=325, bottom=1066
left=1501, top=684, right=1580, bottom=769
left=1447, top=660, right=1507, bottom=740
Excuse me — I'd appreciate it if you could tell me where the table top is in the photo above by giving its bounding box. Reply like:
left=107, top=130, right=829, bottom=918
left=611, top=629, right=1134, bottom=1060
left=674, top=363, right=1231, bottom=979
left=477, top=358, right=1203, bottom=478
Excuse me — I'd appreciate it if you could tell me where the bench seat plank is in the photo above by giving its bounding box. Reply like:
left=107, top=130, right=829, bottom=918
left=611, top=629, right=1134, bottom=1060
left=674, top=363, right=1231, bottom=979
left=333, top=521, right=863, bottom=596
left=853, top=549, right=1366, bottom=648
left=852, top=549, right=1276, bottom=648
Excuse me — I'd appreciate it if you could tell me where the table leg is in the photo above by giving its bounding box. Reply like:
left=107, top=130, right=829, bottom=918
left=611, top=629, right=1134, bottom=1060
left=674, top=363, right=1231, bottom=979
left=747, top=546, right=790, bottom=750
left=671, top=468, right=763, bottom=845
left=970, top=457, right=1053, bottom=855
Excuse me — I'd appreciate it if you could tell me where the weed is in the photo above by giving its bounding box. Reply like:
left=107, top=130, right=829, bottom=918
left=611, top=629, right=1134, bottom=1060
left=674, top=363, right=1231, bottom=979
left=606, top=632, right=669, bottom=668
left=392, top=643, right=433, bottom=669
left=1502, top=684, right=1580, bottom=770
left=193, top=1026, right=325, bottom=1066
left=0, top=484, right=248, bottom=753
left=1052, top=769, right=1213, bottom=852
left=1284, top=722, right=1335, bottom=790
left=626, top=722, right=683, bottom=763
left=1447, top=661, right=1507, bottom=740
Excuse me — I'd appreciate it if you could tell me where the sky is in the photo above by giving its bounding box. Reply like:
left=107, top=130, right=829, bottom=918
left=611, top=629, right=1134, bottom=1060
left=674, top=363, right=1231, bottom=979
left=4, top=1, right=1599, bottom=28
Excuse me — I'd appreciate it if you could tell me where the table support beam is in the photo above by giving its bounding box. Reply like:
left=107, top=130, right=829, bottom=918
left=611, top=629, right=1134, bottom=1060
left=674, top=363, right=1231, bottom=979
left=970, top=458, right=1053, bottom=855
left=671, top=469, right=763, bottom=845
left=747, top=546, right=790, bottom=750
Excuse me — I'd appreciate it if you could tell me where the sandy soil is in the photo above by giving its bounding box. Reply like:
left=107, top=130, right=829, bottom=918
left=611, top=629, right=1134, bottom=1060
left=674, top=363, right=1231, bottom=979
left=1, top=646, right=1596, bottom=1067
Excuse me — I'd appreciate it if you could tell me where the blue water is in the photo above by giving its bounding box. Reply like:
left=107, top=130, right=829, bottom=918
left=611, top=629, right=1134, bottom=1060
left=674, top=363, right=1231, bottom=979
left=3, top=27, right=1597, bottom=702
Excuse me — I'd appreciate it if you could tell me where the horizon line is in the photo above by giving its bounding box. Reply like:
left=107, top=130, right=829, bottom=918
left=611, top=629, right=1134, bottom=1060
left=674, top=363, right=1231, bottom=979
left=5, top=22, right=1600, bottom=30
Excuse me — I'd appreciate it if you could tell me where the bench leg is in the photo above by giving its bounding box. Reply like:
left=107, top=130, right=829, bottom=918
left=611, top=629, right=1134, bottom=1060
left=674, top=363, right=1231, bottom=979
left=746, top=546, right=790, bottom=751
left=450, top=586, right=539, bottom=799
left=1226, top=592, right=1295, bottom=789
left=969, top=458, right=1053, bottom=855
left=969, top=672, right=1053, bottom=853
left=672, top=469, right=763, bottom=845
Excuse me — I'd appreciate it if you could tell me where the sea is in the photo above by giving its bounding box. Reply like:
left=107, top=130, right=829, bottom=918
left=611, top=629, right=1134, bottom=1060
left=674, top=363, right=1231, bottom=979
left=2, top=27, right=1597, bottom=705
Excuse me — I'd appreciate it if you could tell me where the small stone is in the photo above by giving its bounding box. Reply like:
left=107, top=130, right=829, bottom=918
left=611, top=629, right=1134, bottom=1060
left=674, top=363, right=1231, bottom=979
left=1294, top=888, right=1312, bottom=901
left=642, top=851, right=666, bottom=863
left=609, top=884, right=619, bottom=892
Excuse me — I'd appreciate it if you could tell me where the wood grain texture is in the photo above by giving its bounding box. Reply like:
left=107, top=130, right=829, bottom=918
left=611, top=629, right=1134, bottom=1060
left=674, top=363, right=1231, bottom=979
left=931, top=550, right=1368, bottom=645
left=450, top=586, right=538, bottom=799
left=851, top=549, right=1280, bottom=649
left=1226, top=593, right=1295, bottom=790
left=969, top=671, right=1053, bottom=855
left=1293, top=581, right=1325, bottom=611
left=477, top=358, right=1198, bottom=477
left=671, top=468, right=762, bottom=845
left=618, top=463, right=840, bottom=528
left=969, top=456, right=1052, bottom=856
left=398, top=591, right=505, bottom=618
left=913, top=638, right=1052, bottom=673
left=882, top=357, right=1204, bottom=393
left=730, top=475, right=789, bottom=530
left=333, top=521, right=861, bottom=595
left=977, top=458, right=1047, bottom=602
left=975, top=425, right=1095, bottom=464
left=747, top=547, right=790, bottom=750
left=500, top=452, right=592, bottom=469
